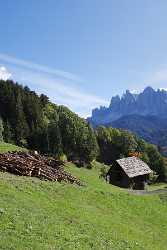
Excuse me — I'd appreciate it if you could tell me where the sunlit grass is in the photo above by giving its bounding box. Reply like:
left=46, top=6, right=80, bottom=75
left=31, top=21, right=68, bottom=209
left=0, top=142, right=27, bottom=153
left=0, top=162, right=167, bottom=249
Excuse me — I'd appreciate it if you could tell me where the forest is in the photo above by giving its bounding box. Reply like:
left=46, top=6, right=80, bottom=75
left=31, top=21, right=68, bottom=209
left=0, top=79, right=166, bottom=181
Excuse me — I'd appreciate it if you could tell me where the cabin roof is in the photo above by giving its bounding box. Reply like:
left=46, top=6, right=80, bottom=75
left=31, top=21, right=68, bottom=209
left=116, top=157, right=152, bottom=178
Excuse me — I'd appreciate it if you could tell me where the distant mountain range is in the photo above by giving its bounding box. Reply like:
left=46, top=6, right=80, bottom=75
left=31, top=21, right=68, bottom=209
left=88, top=87, right=167, bottom=151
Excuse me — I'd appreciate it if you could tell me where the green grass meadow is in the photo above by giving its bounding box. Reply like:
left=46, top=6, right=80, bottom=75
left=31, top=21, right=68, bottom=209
left=0, top=142, right=27, bottom=153
left=0, top=161, right=167, bottom=250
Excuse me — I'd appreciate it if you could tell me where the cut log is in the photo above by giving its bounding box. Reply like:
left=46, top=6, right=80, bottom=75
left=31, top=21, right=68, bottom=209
left=0, top=152, right=82, bottom=186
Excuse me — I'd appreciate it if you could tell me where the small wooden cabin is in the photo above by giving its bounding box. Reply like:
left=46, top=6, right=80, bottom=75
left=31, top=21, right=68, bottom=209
left=107, top=157, right=152, bottom=190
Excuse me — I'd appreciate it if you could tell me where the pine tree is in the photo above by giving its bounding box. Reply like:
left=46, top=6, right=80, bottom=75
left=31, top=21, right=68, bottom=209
left=15, top=93, right=29, bottom=145
left=0, top=117, right=4, bottom=142
left=48, top=120, right=62, bottom=156
left=3, top=120, right=13, bottom=143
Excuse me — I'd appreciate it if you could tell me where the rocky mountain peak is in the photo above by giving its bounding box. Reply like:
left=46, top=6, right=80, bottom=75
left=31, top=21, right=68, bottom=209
left=88, top=86, right=167, bottom=126
left=143, top=86, right=155, bottom=94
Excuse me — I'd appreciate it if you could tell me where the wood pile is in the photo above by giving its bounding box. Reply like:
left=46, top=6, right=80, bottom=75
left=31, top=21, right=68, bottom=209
left=0, top=152, right=82, bottom=185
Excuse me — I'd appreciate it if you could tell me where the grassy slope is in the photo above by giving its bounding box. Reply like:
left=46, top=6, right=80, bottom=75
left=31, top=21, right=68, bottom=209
left=147, top=182, right=167, bottom=191
left=0, top=162, right=167, bottom=250
left=0, top=142, right=27, bottom=153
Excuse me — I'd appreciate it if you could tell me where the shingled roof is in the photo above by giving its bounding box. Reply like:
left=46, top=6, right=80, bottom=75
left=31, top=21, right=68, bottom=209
left=116, top=157, right=152, bottom=178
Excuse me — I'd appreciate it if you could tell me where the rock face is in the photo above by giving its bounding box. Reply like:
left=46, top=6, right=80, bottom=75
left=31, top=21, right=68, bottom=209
left=88, top=87, right=167, bottom=126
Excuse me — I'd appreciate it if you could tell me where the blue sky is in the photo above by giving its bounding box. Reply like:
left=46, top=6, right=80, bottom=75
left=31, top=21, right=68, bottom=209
left=1, top=0, right=167, bottom=117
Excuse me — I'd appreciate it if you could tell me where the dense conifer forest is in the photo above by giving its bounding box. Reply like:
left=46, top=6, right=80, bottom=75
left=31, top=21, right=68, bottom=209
left=0, top=79, right=166, bottom=180
left=0, top=79, right=98, bottom=164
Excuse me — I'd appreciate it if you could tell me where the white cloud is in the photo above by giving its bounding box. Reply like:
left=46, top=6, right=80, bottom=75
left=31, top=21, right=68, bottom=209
left=0, top=53, right=108, bottom=117
left=15, top=69, right=108, bottom=118
left=0, top=66, right=11, bottom=80
left=0, top=53, right=82, bottom=82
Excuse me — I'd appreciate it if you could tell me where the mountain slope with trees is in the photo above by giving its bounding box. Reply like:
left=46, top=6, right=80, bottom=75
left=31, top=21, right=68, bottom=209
left=110, top=115, right=167, bottom=149
left=96, top=126, right=166, bottom=181
left=0, top=79, right=166, bottom=180
left=0, top=79, right=98, bottom=165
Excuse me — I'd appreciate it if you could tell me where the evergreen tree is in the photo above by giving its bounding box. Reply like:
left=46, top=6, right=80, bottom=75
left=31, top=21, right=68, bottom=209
left=3, top=120, right=13, bottom=143
left=48, top=120, right=62, bottom=156
left=0, top=117, right=4, bottom=142
left=146, top=144, right=166, bottom=181
left=15, top=93, right=29, bottom=145
left=40, top=94, right=49, bottom=108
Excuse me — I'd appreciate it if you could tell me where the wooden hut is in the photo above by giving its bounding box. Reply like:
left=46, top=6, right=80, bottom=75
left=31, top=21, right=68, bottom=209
left=107, top=157, right=152, bottom=190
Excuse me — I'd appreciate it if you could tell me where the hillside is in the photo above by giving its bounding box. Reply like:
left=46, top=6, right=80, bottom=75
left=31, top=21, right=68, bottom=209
left=0, top=79, right=166, bottom=180
left=110, top=115, right=167, bottom=148
left=0, top=142, right=27, bottom=153
left=0, top=163, right=167, bottom=250
left=0, top=79, right=98, bottom=164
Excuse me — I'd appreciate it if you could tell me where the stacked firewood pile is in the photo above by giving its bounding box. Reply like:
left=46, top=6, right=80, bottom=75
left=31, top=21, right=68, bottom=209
left=0, top=152, right=82, bottom=186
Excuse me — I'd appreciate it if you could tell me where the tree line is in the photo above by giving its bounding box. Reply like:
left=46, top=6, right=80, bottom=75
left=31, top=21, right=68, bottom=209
left=0, top=79, right=166, bottom=180
left=0, top=80, right=98, bottom=164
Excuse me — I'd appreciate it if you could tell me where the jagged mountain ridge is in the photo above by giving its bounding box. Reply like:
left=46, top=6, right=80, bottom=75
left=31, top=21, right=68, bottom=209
left=88, top=87, right=167, bottom=152
left=88, top=87, right=167, bottom=125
